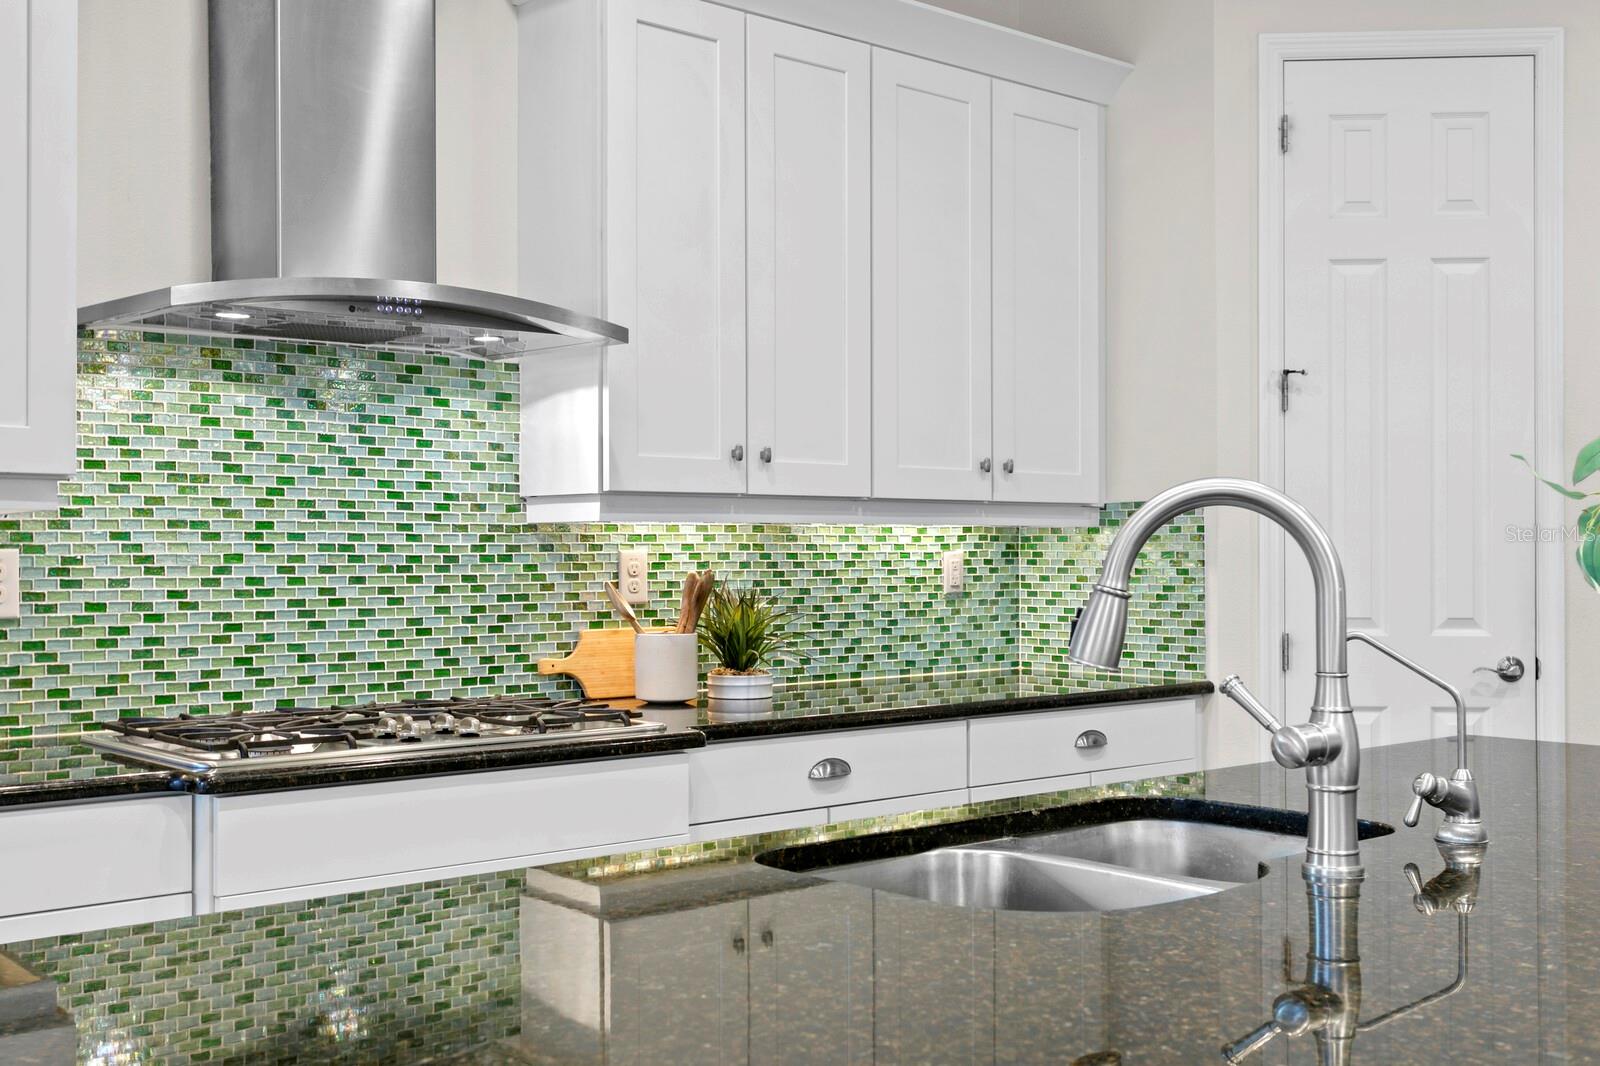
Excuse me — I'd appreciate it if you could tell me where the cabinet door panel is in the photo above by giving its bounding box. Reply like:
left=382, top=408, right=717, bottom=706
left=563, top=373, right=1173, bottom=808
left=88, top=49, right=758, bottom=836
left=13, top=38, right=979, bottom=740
left=871, top=50, right=992, bottom=501
left=0, top=0, right=76, bottom=493
left=605, top=0, right=746, bottom=493
left=993, top=80, right=1103, bottom=503
left=747, top=18, right=871, bottom=498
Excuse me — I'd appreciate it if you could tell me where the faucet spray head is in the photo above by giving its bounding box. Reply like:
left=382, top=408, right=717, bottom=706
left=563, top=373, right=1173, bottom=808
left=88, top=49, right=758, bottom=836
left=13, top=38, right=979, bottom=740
left=1067, top=584, right=1131, bottom=671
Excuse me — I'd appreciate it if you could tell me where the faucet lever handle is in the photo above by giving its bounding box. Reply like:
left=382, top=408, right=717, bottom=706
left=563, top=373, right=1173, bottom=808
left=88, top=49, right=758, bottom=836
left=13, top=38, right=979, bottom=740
left=1404, top=792, right=1426, bottom=828
left=1218, top=675, right=1283, bottom=733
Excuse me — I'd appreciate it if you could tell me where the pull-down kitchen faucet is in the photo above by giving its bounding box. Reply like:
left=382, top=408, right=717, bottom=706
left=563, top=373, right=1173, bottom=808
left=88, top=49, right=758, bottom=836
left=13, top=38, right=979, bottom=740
left=1069, top=477, right=1484, bottom=883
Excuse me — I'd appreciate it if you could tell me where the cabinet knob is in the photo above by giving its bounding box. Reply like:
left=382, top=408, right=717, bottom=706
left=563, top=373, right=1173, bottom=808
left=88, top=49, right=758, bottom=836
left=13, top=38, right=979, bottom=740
left=731, top=444, right=745, bottom=462
left=979, top=458, right=992, bottom=474
left=1075, top=729, right=1108, bottom=750
left=1002, top=459, right=1014, bottom=474
left=809, top=757, right=852, bottom=780
left=761, top=929, right=774, bottom=948
left=760, top=447, right=773, bottom=464
left=732, top=932, right=747, bottom=955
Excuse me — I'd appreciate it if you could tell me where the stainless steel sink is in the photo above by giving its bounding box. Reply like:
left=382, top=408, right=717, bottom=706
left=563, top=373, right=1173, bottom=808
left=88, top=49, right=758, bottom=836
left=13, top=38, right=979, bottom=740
left=814, top=846, right=1229, bottom=913
left=1002, top=818, right=1305, bottom=884
left=811, top=818, right=1305, bottom=913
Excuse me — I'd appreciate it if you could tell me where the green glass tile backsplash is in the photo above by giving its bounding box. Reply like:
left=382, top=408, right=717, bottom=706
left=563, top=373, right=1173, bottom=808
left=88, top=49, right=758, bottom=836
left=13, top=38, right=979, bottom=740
left=0, top=333, right=1204, bottom=737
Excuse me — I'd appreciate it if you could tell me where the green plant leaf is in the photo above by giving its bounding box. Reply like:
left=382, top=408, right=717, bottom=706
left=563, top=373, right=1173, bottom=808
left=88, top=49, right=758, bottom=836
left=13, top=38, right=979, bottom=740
left=1579, top=507, right=1600, bottom=591
left=1512, top=453, right=1589, bottom=500
left=1575, top=437, right=1600, bottom=485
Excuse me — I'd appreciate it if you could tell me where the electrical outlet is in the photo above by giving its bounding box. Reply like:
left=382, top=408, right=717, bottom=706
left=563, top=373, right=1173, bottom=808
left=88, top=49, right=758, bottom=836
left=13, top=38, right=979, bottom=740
left=941, top=550, right=965, bottom=595
left=618, top=548, right=649, bottom=604
left=0, top=549, right=18, bottom=620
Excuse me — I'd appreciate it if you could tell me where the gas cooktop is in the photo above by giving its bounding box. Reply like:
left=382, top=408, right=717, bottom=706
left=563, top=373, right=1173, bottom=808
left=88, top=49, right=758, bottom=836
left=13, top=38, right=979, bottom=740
left=84, top=696, right=670, bottom=775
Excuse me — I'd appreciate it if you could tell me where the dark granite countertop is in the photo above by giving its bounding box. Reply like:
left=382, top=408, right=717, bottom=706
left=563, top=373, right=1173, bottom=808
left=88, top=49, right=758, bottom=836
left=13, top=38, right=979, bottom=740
left=1, top=735, right=1590, bottom=1063
left=0, top=734, right=184, bottom=809
left=0, top=673, right=1208, bottom=805
left=642, top=670, right=1215, bottom=740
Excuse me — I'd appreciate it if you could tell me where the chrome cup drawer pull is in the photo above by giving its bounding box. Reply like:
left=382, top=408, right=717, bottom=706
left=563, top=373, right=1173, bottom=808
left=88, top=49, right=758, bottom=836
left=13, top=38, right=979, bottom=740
left=1075, top=729, right=1108, bottom=750
left=809, top=757, right=852, bottom=780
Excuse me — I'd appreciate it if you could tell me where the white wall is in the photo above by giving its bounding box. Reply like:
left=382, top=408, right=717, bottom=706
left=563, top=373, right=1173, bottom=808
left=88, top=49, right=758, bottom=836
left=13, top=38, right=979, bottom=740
left=77, top=0, right=520, bottom=305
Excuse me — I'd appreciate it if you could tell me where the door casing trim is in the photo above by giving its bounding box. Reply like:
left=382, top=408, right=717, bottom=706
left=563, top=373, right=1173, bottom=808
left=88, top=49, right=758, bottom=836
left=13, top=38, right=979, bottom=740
left=1256, top=28, right=1566, bottom=747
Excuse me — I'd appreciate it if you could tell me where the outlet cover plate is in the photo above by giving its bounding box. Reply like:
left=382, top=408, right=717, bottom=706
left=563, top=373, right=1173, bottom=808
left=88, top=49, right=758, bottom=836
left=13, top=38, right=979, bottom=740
left=942, top=550, right=965, bottom=595
left=0, top=549, right=18, bottom=620
left=618, top=548, right=649, bottom=604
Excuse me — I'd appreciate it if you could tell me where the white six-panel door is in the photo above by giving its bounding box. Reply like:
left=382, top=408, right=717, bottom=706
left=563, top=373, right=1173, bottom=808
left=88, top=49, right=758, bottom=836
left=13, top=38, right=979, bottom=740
left=1282, top=56, right=1537, bottom=745
left=992, top=80, right=1103, bottom=504
left=746, top=17, right=872, bottom=498
left=604, top=0, right=747, bottom=494
left=871, top=49, right=993, bottom=502
left=0, top=0, right=76, bottom=501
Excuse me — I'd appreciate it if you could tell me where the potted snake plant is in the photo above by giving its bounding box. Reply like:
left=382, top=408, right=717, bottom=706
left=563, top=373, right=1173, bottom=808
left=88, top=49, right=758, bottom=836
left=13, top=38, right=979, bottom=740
left=698, top=585, right=803, bottom=700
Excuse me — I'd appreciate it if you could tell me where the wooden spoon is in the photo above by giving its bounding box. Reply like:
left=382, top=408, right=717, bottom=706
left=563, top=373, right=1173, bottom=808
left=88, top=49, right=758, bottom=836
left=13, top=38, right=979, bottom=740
left=684, top=570, right=716, bottom=633
left=604, top=581, right=645, bottom=634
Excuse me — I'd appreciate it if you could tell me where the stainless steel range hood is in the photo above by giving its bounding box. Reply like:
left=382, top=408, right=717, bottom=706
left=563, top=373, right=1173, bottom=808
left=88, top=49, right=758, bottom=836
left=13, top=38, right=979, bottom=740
left=78, top=0, right=625, bottom=361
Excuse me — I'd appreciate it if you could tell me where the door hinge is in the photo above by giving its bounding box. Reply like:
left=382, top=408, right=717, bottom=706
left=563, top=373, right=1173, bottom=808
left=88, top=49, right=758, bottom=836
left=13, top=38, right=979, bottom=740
left=1281, top=632, right=1292, bottom=673
left=1280, top=367, right=1307, bottom=413
left=1279, top=114, right=1290, bottom=154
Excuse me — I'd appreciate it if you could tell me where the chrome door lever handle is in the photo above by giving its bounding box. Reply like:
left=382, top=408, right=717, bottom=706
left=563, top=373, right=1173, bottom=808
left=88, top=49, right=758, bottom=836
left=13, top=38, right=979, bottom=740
left=1474, top=656, right=1525, bottom=683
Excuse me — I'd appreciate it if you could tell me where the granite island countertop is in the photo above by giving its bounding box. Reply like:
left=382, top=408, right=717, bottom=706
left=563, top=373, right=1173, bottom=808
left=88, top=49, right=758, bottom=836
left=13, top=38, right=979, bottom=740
left=1, top=735, right=1593, bottom=1064
left=0, top=671, right=1210, bottom=804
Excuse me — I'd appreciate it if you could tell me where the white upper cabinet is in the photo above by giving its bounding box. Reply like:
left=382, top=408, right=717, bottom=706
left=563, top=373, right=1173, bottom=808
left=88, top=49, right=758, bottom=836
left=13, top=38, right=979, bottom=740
left=992, top=80, right=1104, bottom=504
left=516, top=0, right=1125, bottom=525
left=745, top=17, right=872, bottom=498
left=871, top=51, right=993, bottom=503
left=605, top=0, right=748, bottom=494
left=0, top=0, right=76, bottom=513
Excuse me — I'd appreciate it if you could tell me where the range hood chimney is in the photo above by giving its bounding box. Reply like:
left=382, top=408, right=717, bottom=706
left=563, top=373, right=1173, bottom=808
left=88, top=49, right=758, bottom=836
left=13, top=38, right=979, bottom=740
left=79, top=0, right=625, bottom=360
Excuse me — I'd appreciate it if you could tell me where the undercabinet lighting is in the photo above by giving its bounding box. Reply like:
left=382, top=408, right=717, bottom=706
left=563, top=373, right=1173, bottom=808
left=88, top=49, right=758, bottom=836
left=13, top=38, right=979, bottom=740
left=473, top=334, right=503, bottom=344
left=214, top=310, right=251, bottom=321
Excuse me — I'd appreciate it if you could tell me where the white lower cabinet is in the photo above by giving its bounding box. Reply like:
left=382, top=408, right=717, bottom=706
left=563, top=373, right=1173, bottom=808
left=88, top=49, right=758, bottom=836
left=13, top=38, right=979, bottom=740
left=0, top=795, right=192, bottom=940
left=968, top=698, right=1199, bottom=798
left=687, top=721, right=968, bottom=826
left=202, top=755, right=690, bottom=910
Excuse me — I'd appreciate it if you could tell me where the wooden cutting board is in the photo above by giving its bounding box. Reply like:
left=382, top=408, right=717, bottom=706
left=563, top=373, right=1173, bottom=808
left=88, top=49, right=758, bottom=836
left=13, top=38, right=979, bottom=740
left=537, top=626, right=674, bottom=699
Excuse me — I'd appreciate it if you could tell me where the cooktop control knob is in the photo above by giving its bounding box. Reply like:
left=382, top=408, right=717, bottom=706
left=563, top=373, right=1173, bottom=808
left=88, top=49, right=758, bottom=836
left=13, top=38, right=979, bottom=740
left=456, top=717, right=482, bottom=737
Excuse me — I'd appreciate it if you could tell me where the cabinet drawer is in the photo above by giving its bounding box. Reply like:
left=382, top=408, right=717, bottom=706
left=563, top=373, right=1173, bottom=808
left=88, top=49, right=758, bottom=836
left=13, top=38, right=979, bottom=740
left=0, top=795, right=191, bottom=917
left=211, top=755, right=689, bottom=897
left=689, top=722, right=967, bottom=824
left=968, top=699, right=1197, bottom=787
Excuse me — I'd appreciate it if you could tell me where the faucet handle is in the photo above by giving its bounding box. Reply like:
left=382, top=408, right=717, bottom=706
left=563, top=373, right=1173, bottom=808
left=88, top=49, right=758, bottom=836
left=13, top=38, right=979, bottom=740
left=1404, top=792, right=1427, bottom=829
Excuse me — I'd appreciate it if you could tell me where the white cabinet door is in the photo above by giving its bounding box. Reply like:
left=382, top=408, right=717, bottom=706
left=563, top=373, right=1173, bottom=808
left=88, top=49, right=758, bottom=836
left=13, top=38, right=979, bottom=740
left=992, top=80, right=1103, bottom=504
left=871, top=50, right=993, bottom=502
left=0, top=0, right=75, bottom=511
left=605, top=0, right=747, bottom=494
left=746, top=18, right=871, bottom=498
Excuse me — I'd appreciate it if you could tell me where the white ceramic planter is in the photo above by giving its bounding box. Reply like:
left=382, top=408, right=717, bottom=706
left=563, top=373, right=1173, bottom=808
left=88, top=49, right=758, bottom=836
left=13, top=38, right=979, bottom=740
left=706, top=671, right=774, bottom=700
left=633, top=633, right=699, bottom=703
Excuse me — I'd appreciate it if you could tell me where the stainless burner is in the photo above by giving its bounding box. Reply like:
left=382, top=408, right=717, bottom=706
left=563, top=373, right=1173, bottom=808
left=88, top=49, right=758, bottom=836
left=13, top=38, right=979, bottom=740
left=85, top=696, right=670, bottom=776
